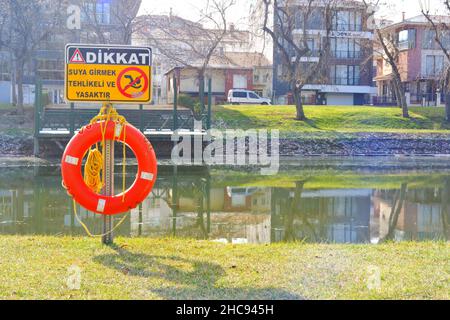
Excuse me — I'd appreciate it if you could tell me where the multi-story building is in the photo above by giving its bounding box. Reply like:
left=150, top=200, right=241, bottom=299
left=375, top=15, right=450, bottom=106
left=133, top=14, right=253, bottom=104
left=0, top=0, right=140, bottom=104
left=273, top=0, right=376, bottom=106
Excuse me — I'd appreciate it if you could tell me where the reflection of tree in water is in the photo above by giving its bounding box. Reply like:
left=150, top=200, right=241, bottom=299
left=441, top=178, right=450, bottom=240
left=165, top=173, right=210, bottom=239
left=381, top=183, right=408, bottom=242
left=283, top=181, right=318, bottom=242
left=275, top=180, right=327, bottom=243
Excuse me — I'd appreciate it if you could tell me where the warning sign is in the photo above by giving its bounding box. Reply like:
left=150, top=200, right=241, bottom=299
left=65, top=44, right=152, bottom=103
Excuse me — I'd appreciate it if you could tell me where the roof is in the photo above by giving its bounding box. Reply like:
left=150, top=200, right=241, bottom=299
left=224, top=52, right=271, bottom=68
left=381, top=14, right=450, bottom=30
left=164, top=56, right=253, bottom=75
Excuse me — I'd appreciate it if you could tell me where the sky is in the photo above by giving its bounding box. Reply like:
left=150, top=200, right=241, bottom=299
left=139, top=0, right=447, bottom=28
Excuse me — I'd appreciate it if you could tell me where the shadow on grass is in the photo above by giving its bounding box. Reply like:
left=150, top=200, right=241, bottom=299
left=94, top=246, right=303, bottom=300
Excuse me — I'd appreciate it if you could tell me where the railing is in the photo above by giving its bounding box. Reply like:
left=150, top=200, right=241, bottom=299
left=34, top=77, right=212, bottom=140
left=332, top=77, right=361, bottom=86
left=373, top=96, right=397, bottom=106
left=333, top=24, right=363, bottom=32
left=410, top=93, right=437, bottom=106
left=332, top=50, right=363, bottom=59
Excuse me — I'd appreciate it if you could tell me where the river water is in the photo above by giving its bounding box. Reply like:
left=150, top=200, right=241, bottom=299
left=0, top=157, right=449, bottom=244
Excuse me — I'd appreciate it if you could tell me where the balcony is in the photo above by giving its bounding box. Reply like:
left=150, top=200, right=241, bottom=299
left=333, top=24, right=363, bottom=32
left=332, top=50, right=363, bottom=59
left=332, top=77, right=361, bottom=86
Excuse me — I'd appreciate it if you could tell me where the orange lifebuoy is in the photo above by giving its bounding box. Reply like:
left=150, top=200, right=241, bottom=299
left=61, top=121, right=157, bottom=215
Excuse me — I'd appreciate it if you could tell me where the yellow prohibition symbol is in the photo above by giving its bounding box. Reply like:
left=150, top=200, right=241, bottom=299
left=65, top=44, right=153, bottom=103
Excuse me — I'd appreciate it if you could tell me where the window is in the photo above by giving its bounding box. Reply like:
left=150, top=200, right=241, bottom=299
left=307, top=38, right=315, bottom=52
left=0, top=53, right=10, bottom=81
left=398, top=29, right=416, bottom=50
left=233, top=91, right=247, bottom=98
left=426, top=55, right=444, bottom=76
left=331, top=65, right=360, bottom=85
left=249, top=92, right=259, bottom=99
left=82, top=0, right=111, bottom=25
left=331, top=38, right=361, bottom=59
left=423, top=29, right=450, bottom=50
left=333, top=10, right=362, bottom=31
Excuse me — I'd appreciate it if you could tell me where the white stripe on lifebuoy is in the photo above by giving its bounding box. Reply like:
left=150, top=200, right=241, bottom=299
left=65, top=156, right=79, bottom=166
left=115, top=124, right=123, bottom=138
left=97, top=199, right=106, bottom=213
left=141, top=172, right=154, bottom=181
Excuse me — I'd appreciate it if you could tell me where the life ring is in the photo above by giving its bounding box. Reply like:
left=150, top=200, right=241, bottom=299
left=61, top=121, right=157, bottom=215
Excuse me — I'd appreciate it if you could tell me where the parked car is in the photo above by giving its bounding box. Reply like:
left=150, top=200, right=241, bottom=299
left=228, top=89, right=272, bottom=105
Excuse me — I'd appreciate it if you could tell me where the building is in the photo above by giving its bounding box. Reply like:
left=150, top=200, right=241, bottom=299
left=0, top=0, right=140, bottom=105
left=165, top=55, right=254, bottom=105
left=224, top=52, right=273, bottom=98
left=375, top=15, right=450, bottom=106
left=273, top=0, right=376, bottom=106
left=133, top=14, right=253, bottom=104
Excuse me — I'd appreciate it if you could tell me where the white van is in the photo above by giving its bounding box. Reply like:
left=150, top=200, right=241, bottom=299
left=228, top=89, right=272, bottom=105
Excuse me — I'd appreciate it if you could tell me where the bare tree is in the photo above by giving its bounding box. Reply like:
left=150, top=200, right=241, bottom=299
left=421, top=1, right=450, bottom=122
left=362, top=0, right=409, bottom=118
left=3, top=0, right=64, bottom=115
left=75, top=0, right=142, bottom=44
left=0, top=0, right=7, bottom=50
left=375, top=28, right=409, bottom=117
left=261, top=0, right=336, bottom=121
left=137, top=0, right=236, bottom=108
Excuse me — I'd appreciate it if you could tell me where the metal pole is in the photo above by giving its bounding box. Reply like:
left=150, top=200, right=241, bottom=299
left=102, top=103, right=115, bottom=245
left=69, top=103, right=75, bottom=135
left=172, top=165, right=178, bottom=237
left=139, top=104, right=144, bottom=132
left=207, top=78, right=212, bottom=130
left=33, top=78, right=42, bottom=156
left=173, top=76, right=178, bottom=131
left=206, top=173, right=211, bottom=235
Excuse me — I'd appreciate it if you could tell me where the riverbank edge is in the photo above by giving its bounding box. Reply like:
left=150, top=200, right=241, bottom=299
left=3, top=132, right=450, bottom=157
left=0, top=236, right=448, bottom=300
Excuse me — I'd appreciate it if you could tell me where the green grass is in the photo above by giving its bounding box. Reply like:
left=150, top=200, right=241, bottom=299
left=0, top=236, right=448, bottom=300
left=210, top=170, right=450, bottom=190
left=0, top=103, right=33, bottom=110
left=213, top=105, right=450, bottom=136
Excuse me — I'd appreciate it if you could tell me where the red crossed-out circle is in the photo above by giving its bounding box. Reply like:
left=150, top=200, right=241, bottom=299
left=117, top=67, right=149, bottom=99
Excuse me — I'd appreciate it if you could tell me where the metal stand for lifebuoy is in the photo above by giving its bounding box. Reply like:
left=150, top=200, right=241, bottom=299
left=102, top=104, right=115, bottom=245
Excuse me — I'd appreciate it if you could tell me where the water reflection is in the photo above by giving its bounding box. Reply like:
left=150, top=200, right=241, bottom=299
left=0, top=165, right=448, bottom=244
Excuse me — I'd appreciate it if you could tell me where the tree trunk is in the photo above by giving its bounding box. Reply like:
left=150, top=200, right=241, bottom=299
left=445, top=93, right=450, bottom=122
left=199, top=73, right=205, bottom=112
left=16, top=60, right=25, bottom=116
left=293, top=86, right=306, bottom=121
left=11, top=60, right=17, bottom=107
left=394, top=80, right=409, bottom=118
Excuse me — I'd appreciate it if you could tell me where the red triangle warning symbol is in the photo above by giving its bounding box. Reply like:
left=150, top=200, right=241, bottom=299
left=70, top=49, right=85, bottom=63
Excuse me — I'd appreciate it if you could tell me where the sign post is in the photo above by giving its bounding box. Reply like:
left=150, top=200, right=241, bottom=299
left=102, top=104, right=115, bottom=245
left=64, top=44, right=153, bottom=245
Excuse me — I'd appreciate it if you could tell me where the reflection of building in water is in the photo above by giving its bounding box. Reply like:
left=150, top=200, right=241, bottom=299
left=0, top=166, right=448, bottom=244
left=132, top=186, right=271, bottom=244
left=373, top=188, right=448, bottom=241
left=271, top=189, right=372, bottom=244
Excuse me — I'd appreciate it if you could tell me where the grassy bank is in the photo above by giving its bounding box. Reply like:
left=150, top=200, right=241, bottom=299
left=0, top=236, right=448, bottom=300
left=213, top=105, right=450, bottom=135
